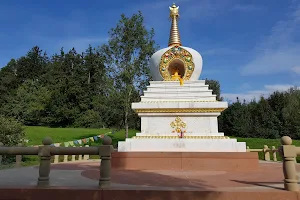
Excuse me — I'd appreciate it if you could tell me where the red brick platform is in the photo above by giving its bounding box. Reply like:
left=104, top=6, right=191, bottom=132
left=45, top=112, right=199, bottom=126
left=1, top=161, right=300, bottom=200
left=0, top=188, right=299, bottom=200
left=80, top=162, right=284, bottom=190
left=111, top=152, right=259, bottom=171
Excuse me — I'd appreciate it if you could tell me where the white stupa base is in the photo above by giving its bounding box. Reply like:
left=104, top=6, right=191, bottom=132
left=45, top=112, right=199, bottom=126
left=117, top=138, right=246, bottom=152
left=135, top=132, right=225, bottom=136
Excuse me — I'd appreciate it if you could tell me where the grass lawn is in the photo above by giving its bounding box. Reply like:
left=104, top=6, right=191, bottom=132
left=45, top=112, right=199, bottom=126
left=24, top=126, right=137, bottom=146
left=236, top=137, right=300, bottom=161
left=17, top=126, right=138, bottom=166
left=4, top=126, right=300, bottom=167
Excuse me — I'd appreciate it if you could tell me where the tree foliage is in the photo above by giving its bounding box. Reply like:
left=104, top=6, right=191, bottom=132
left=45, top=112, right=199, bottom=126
left=0, top=11, right=158, bottom=135
left=100, top=11, right=158, bottom=137
left=0, top=116, right=25, bottom=146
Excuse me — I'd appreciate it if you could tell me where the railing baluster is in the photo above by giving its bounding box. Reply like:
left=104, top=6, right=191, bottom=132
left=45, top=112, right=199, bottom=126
left=54, top=155, right=59, bottom=163
left=15, top=143, right=23, bottom=168
left=263, top=145, right=270, bottom=161
left=37, top=137, right=52, bottom=187
left=279, top=136, right=298, bottom=191
left=71, top=154, right=76, bottom=162
left=78, top=146, right=82, bottom=161
left=63, top=155, right=68, bottom=162
left=83, top=145, right=89, bottom=160
left=272, top=146, right=277, bottom=161
left=0, top=142, right=3, bottom=165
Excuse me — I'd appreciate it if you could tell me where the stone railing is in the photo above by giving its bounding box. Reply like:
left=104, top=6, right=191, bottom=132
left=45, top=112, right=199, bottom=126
left=0, top=144, right=92, bottom=167
left=247, top=145, right=278, bottom=161
left=279, top=136, right=300, bottom=191
left=0, top=136, right=114, bottom=188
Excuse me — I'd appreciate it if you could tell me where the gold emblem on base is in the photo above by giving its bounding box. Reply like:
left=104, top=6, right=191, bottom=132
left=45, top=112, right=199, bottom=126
left=170, top=116, right=186, bottom=133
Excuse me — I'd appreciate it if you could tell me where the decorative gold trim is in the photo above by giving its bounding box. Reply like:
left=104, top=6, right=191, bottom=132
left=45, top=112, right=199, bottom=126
left=159, top=46, right=195, bottom=81
left=132, top=136, right=230, bottom=139
left=135, top=108, right=225, bottom=113
left=170, top=116, right=186, bottom=133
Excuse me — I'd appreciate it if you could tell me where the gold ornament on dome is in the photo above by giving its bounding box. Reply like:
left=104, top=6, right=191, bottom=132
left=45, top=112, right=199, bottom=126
left=170, top=116, right=187, bottom=133
left=159, top=46, right=195, bottom=81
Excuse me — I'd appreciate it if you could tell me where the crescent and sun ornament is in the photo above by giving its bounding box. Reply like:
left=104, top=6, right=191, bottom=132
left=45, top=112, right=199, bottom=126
left=169, top=3, right=179, bottom=18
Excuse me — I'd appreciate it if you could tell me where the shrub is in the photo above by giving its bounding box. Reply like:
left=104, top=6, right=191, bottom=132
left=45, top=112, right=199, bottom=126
left=0, top=115, right=25, bottom=146
left=0, top=116, right=25, bottom=165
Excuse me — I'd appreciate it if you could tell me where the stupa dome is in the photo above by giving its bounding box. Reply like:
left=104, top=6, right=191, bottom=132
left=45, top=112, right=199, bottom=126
left=149, top=3, right=203, bottom=81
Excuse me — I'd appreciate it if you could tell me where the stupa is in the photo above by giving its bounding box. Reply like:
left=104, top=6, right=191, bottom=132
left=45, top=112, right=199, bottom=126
left=117, top=3, right=246, bottom=152
left=112, top=4, right=258, bottom=171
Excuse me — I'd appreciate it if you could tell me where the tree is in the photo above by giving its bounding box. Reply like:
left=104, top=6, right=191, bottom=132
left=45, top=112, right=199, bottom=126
left=0, top=59, right=19, bottom=109
left=281, top=89, right=300, bottom=139
left=205, top=79, right=223, bottom=101
left=100, top=11, right=158, bottom=138
left=15, top=46, right=49, bottom=83
left=3, top=80, right=51, bottom=125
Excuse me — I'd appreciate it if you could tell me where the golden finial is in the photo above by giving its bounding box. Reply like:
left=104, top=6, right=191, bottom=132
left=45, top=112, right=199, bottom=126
left=168, top=3, right=182, bottom=47
left=169, top=3, right=179, bottom=18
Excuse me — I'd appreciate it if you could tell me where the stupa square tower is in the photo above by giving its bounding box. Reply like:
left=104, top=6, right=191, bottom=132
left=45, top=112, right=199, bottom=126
left=117, top=3, right=246, bottom=152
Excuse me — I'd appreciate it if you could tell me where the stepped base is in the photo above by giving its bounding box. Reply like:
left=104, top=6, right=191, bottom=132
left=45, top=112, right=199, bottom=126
left=117, top=137, right=246, bottom=152
left=111, top=152, right=259, bottom=171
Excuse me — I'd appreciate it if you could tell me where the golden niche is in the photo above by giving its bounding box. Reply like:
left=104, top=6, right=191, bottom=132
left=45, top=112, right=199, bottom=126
left=159, top=46, right=195, bottom=82
left=170, top=116, right=187, bottom=133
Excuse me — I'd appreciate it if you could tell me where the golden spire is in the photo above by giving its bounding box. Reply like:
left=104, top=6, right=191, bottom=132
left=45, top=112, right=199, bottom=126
left=168, top=3, right=182, bottom=46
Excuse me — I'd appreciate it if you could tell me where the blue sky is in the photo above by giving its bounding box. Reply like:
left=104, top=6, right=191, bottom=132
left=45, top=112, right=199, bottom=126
left=1, top=0, right=300, bottom=102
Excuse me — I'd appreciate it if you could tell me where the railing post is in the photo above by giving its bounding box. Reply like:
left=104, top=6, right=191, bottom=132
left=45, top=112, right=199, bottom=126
left=246, top=146, right=250, bottom=152
left=54, top=155, right=59, bottom=163
left=15, top=143, right=23, bottom=168
left=63, top=155, right=68, bottom=162
left=0, top=142, right=3, bottom=165
left=71, top=155, right=76, bottom=162
left=263, top=145, right=270, bottom=161
left=279, top=136, right=298, bottom=191
left=53, top=144, right=60, bottom=163
left=83, top=145, right=89, bottom=160
left=37, top=137, right=52, bottom=187
left=272, top=146, right=277, bottom=161
left=99, top=136, right=113, bottom=188
left=78, top=146, right=83, bottom=161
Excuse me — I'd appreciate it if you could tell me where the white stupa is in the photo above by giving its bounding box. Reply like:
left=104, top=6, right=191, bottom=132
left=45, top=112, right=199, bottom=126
left=117, top=3, right=246, bottom=152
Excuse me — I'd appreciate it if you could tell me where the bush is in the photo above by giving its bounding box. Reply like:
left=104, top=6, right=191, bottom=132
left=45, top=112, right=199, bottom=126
left=0, top=115, right=25, bottom=146
left=73, top=110, right=104, bottom=128
left=0, top=116, right=25, bottom=165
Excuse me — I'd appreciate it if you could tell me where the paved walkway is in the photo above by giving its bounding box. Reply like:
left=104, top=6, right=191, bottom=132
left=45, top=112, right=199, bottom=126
left=0, top=160, right=298, bottom=192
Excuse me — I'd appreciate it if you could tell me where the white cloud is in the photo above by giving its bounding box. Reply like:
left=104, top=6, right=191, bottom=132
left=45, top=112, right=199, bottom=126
left=241, top=5, right=300, bottom=75
left=222, top=84, right=295, bottom=103
left=292, top=66, right=300, bottom=74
